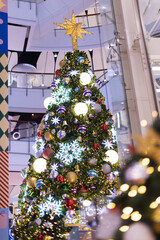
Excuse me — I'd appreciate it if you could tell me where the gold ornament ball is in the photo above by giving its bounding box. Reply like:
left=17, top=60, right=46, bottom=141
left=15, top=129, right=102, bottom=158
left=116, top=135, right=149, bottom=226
left=59, top=60, right=65, bottom=68
left=27, top=177, right=37, bottom=188
left=44, top=131, right=54, bottom=141
left=66, top=172, right=78, bottom=183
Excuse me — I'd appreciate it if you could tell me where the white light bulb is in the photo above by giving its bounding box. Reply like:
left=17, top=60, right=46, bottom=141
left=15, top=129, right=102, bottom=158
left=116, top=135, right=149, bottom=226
left=74, top=102, right=88, bottom=115
left=44, top=97, right=56, bottom=109
left=83, top=200, right=92, bottom=207
left=104, top=150, right=119, bottom=164
left=33, top=158, right=47, bottom=173
left=80, top=72, right=91, bottom=85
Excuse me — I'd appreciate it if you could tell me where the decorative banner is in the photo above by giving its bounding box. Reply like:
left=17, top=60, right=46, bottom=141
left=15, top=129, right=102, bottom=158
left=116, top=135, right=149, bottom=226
left=0, top=151, right=8, bottom=208
left=0, top=208, right=9, bottom=239
left=0, top=2, right=8, bottom=238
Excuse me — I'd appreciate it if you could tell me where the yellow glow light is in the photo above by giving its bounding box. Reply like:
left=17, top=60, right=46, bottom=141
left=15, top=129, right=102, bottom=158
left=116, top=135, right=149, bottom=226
left=128, top=190, right=137, bottom=197
left=152, top=110, right=158, bottom=118
left=119, top=225, right=129, bottom=232
left=155, top=196, right=160, bottom=204
left=140, top=120, right=147, bottom=127
left=80, top=72, right=91, bottom=85
left=107, top=202, right=116, bottom=209
left=158, top=166, right=160, bottom=172
left=149, top=202, right=158, bottom=209
left=138, top=186, right=147, bottom=194
left=146, top=166, right=154, bottom=174
left=74, top=102, right=88, bottom=116
left=121, top=213, right=130, bottom=220
left=141, top=158, right=150, bottom=166
left=131, top=211, right=142, bottom=221
left=122, top=207, right=133, bottom=214
left=120, top=184, right=129, bottom=192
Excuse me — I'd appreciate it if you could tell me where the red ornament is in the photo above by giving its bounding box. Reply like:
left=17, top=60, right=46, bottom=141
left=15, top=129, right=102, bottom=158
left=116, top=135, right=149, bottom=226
left=57, top=175, right=64, bottom=182
left=22, top=179, right=26, bottom=184
left=127, top=144, right=135, bottom=154
left=80, top=185, right=88, bottom=195
left=42, top=148, right=54, bottom=160
left=55, top=70, right=61, bottom=77
left=101, top=124, right=108, bottom=130
left=37, top=234, right=43, bottom=240
left=98, top=98, right=103, bottom=104
left=93, top=143, right=99, bottom=149
left=37, top=131, right=42, bottom=138
left=65, top=199, right=75, bottom=210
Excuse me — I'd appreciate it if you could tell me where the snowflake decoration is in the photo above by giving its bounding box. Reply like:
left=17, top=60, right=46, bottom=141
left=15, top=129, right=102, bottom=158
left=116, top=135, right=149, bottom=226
left=44, top=113, right=50, bottom=122
left=27, top=205, right=33, bottom=214
left=44, top=221, right=53, bottom=229
left=70, top=70, right=79, bottom=76
left=85, top=99, right=94, bottom=106
left=51, top=85, right=71, bottom=105
left=102, top=140, right=113, bottom=149
left=88, top=69, right=94, bottom=78
left=54, top=78, right=61, bottom=85
left=33, top=138, right=45, bottom=153
left=56, top=140, right=85, bottom=165
left=38, top=194, right=63, bottom=217
left=51, top=163, right=58, bottom=172
left=51, top=116, right=60, bottom=125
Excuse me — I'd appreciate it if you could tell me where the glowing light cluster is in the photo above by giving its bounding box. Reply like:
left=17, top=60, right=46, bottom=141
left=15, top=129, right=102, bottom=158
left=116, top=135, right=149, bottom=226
left=38, top=194, right=63, bottom=217
left=51, top=85, right=71, bottom=105
left=56, top=140, right=85, bottom=165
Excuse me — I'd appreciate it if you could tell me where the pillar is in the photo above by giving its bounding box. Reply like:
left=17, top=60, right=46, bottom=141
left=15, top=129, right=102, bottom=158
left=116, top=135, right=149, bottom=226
left=0, top=0, right=8, bottom=239
left=113, top=0, right=159, bottom=136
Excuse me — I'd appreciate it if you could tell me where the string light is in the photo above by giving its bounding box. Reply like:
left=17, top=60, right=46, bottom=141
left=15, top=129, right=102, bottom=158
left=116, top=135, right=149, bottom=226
left=107, top=202, right=116, bottom=209
left=141, top=158, right=150, bottom=166
left=120, top=184, right=129, bottom=192
left=155, top=196, right=160, bottom=204
left=146, top=166, right=154, bottom=174
left=119, top=225, right=129, bottom=232
left=131, top=211, right=142, bottom=221
left=149, top=201, right=158, bottom=209
left=121, top=213, right=130, bottom=219
left=122, top=207, right=133, bottom=214
left=138, top=185, right=147, bottom=194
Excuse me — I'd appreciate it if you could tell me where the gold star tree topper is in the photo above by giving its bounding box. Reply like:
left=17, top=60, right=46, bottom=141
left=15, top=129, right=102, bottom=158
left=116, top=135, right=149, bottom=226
left=55, top=11, right=92, bottom=51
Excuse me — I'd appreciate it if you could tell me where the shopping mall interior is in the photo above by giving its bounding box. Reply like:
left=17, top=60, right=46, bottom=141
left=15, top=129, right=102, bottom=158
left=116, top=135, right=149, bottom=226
left=1, top=0, right=160, bottom=239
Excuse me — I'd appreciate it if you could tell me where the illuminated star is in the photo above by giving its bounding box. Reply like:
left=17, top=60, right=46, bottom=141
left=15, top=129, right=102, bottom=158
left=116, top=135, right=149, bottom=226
left=85, top=99, right=94, bottom=106
left=102, top=140, right=113, bottom=149
left=55, top=11, right=92, bottom=51
left=70, top=70, right=79, bottom=76
left=51, top=116, right=60, bottom=125
left=0, top=0, right=5, bottom=9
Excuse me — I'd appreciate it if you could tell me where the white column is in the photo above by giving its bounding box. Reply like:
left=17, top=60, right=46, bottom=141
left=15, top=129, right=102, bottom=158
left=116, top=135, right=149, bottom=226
left=113, top=0, right=159, bottom=136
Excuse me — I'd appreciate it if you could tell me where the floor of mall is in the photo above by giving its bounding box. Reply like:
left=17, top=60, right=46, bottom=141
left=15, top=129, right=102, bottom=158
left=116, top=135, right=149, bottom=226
left=0, top=0, right=160, bottom=239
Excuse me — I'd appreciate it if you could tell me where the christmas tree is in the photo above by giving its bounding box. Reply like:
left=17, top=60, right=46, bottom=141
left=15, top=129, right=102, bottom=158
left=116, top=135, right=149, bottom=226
left=13, top=12, right=119, bottom=240
left=96, top=119, right=160, bottom=240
